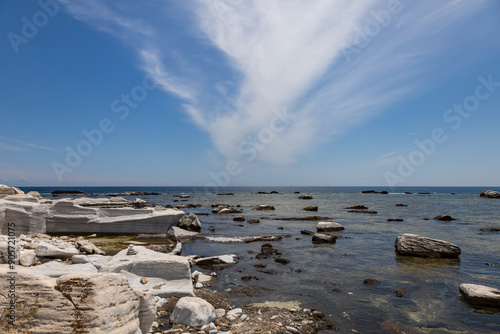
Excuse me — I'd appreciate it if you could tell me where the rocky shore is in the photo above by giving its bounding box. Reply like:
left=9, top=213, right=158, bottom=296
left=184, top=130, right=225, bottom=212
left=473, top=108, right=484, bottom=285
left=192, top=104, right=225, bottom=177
left=1, top=185, right=499, bottom=333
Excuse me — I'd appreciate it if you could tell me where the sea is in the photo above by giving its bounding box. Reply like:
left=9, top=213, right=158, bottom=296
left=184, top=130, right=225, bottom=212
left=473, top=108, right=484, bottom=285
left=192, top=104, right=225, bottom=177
left=19, top=186, right=500, bottom=333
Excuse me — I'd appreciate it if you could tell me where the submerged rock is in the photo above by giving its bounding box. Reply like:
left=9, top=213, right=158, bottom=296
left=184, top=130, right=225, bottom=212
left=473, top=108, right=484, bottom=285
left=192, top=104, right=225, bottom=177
left=303, top=206, right=318, bottom=211
left=298, top=195, right=313, bottom=200
left=480, top=190, right=500, bottom=198
left=395, top=233, right=461, bottom=258
left=460, top=283, right=500, bottom=308
left=252, top=204, right=275, bottom=210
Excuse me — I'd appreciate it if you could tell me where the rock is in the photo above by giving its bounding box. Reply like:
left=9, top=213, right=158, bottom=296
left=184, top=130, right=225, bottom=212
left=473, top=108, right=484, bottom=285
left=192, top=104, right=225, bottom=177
left=247, top=218, right=260, bottom=224
left=56, top=272, right=152, bottom=333
left=76, top=239, right=105, bottom=255
left=35, top=241, right=79, bottom=259
left=480, top=227, right=500, bottom=232
left=32, top=261, right=98, bottom=278
left=303, top=205, right=318, bottom=211
left=363, top=279, right=380, bottom=285
left=170, top=296, right=217, bottom=327
left=0, top=184, right=25, bottom=197
left=433, top=215, right=456, bottom=221
left=301, top=230, right=315, bottom=235
left=252, top=205, right=275, bottom=210
left=317, top=222, right=345, bottom=232
left=395, top=233, right=461, bottom=258
left=19, top=249, right=36, bottom=266
left=387, top=218, right=404, bottom=222
left=193, top=255, right=237, bottom=268
left=275, top=258, right=290, bottom=265
left=212, top=205, right=241, bottom=214
left=233, top=216, right=246, bottom=222
left=0, top=198, right=49, bottom=235
left=241, top=275, right=252, bottom=280
left=216, top=308, right=226, bottom=318
left=286, top=326, right=300, bottom=334
left=135, top=289, right=157, bottom=334
left=480, top=190, right=500, bottom=198
left=298, top=195, right=313, bottom=200
left=167, top=226, right=200, bottom=241
left=72, top=254, right=90, bottom=264
left=395, top=289, right=405, bottom=297
left=344, top=205, right=368, bottom=210
left=227, top=308, right=243, bottom=316
left=87, top=254, right=112, bottom=269
left=312, top=233, right=337, bottom=244
left=51, top=190, right=84, bottom=195
left=0, top=241, right=19, bottom=264
left=361, top=190, right=388, bottom=194
left=395, top=204, right=408, bottom=207
left=140, top=277, right=148, bottom=284
left=178, top=213, right=201, bottom=232
left=119, top=270, right=194, bottom=298
left=459, top=283, right=500, bottom=308
left=348, top=210, right=378, bottom=214
left=46, top=201, right=185, bottom=235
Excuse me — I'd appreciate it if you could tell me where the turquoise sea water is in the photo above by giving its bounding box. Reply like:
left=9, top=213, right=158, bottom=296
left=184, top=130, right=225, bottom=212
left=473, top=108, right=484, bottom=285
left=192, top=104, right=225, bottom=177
left=20, top=186, right=500, bottom=333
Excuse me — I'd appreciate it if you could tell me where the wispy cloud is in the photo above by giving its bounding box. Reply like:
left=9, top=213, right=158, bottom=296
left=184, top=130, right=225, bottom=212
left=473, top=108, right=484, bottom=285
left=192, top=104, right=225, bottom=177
left=0, top=137, right=58, bottom=152
left=61, top=0, right=490, bottom=165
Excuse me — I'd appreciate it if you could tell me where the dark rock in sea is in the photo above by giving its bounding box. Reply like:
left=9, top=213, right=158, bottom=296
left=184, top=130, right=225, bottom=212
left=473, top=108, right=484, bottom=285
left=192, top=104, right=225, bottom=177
left=276, top=216, right=330, bottom=221
left=247, top=218, right=260, bottom=224
left=480, top=228, right=500, bottom=232
left=165, top=204, right=173, bottom=208
left=363, top=279, right=380, bottom=285
left=418, top=192, right=431, bottom=195
left=277, top=226, right=284, bottom=230
left=423, top=218, right=430, bottom=220
left=387, top=218, right=404, bottom=222
left=303, top=205, right=318, bottom=211
left=255, top=243, right=277, bottom=259
left=395, top=289, right=405, bottom=297
left=294, top=191, right=300, bottom=194
left=261, top=269, right=278, bottom=275
left=241, top=275, right=252, bottom=281
left=433, top=215, right=456, bottom=221
left=331, top=287, right=341, bottom=292
left=348, top=210, right=378, bottom=214
left=404, top=192, right=413, bottom=194
left=217, top=193, right=235, bottom=196
left=256, top=191, right=279, bottom=194
left=395, top=204, right=408, bottom=207
left=395, top=233, right=461, bottom=258
left=301, top=230, right=315, bottom=235
left=460, top=283, right=500, bottom=308
left=361, top=190, right=388, bottom=194
left=178, top=213, right=201, bottom=232
left=298, top=195, right=313, bottom=200
left=312, top=233, right=337, bottom=244
left=252, top=205, right=275, bottom=210
left=275, top=258, right=290, bottom=265
left=233, top=216, right=246, bottom=222
left=485, top=262, right=499, bottom=267
left=254, top=264, right=266, bottom=268
left=51, top=190, right=84, bottom=195
left=344, top=205, right=368, bottom=210
left=270, top=191, right=279, bottom=194
left=480, top=190, right=500, bottom=198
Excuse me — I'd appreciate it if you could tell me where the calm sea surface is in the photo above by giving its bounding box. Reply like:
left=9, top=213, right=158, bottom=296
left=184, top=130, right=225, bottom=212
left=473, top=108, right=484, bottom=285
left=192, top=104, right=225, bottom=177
left=20, top=186, right=500, bottom=333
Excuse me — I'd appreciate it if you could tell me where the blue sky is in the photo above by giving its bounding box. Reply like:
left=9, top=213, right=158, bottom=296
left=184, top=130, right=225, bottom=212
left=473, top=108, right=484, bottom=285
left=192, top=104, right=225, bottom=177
left=0, top=0, right=499, bottom=187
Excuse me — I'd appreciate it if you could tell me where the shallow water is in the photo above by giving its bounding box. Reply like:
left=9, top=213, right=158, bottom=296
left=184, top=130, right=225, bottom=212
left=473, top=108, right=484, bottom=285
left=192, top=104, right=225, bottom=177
left=25, top=186, right=500, bottom=333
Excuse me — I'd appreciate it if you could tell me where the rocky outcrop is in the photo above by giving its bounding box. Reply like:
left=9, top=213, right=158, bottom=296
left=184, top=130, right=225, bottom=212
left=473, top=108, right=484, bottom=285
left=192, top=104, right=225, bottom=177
left=0, top=266, right=155, bottom=333
left=317, top=222, right=344, bottom=232
left=32, top=261, right=99, bottom=278
left=480, top=190, right=500, bottom=198
left=433, top=214, right=456, bottom=221
left=252, top=205, right=275, bottom=210
left=170, top=296, right=217, bottom=327
left=212, top=205, right=242, bottom=214
left=178, top=213, right=201, bottom=232
left=395, top=233, right=461, bottom=258
left=0, top=198, right=49, bottom=235
left=100, top=246, right=194, bottom=298
left=459, top=283, right=500, bottom=308
left=0, top=184, right=24, bottom=197
left=298, top=195, right=313, bottom=200
left=35, top=241, right=79, bottom=259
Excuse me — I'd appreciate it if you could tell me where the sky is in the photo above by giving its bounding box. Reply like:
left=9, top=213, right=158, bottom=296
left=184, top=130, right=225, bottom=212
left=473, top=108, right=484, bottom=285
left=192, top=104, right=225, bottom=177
left=0, top=0, right=499, bottom=187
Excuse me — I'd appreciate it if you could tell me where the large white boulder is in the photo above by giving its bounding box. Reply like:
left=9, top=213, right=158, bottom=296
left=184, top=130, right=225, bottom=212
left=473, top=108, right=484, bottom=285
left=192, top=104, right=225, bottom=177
left=0, top=198, right=49, bottom=235
left=395, top=233, right=461, bottom=258
left=0, top=184, right=24, bottom=197
left=460, top=283, right=500, bottom=308
left=170, top=296, right=217, bottom=327
left=167, top=226, right=200, bottom=241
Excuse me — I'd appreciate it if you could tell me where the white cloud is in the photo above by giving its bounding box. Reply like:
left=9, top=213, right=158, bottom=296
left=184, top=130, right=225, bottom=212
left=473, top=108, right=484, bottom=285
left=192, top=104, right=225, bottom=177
left=62, top=0, right=491, bottom=165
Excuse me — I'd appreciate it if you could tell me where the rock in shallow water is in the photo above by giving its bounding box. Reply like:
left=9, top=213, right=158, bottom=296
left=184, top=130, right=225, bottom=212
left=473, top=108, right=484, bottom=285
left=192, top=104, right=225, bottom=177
left=312, top=233, right=337, bottom=244
left=317, top=222, right=344, bottom=232
left=395, top=233, right=461, bottom=258
left=480, top=190, right=500, bottom=198
left=178, top=213, right=201, bottom=232
left=459, top=283, right=500, bottom=308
